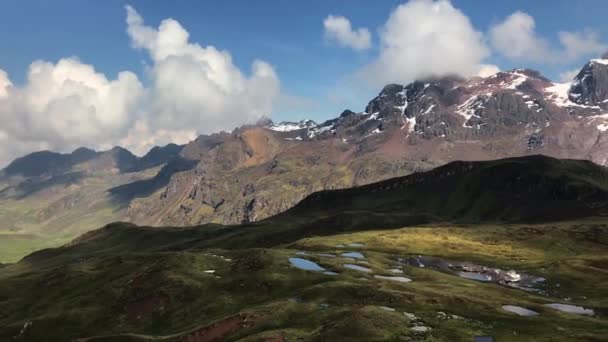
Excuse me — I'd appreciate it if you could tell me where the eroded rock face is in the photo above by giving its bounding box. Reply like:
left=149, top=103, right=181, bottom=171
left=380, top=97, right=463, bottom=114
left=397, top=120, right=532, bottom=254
left=569, top=59, right=608, bottom=109
left=119, top=56, right=608, bottom=226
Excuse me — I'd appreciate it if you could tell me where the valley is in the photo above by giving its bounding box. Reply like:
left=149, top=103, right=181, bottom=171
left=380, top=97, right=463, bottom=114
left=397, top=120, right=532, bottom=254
left=1, top=156, right=607, bottom=341
left=1, top=221, right=606, bottom=341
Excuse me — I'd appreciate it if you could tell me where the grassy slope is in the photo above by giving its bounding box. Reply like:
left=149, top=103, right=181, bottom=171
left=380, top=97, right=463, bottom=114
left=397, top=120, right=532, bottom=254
left=1, top=156, right=608, bottom=340
left=0, top=168, right=159, bottom=263
left=0, top=220, right=607, bottom=341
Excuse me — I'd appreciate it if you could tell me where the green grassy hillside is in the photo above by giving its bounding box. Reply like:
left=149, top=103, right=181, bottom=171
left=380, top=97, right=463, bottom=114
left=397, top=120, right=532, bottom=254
left=1, top=156, right=607, bottom=341
left=2, top=221, right=607, bottom=341
left=0, top=167, right=159, bottom=263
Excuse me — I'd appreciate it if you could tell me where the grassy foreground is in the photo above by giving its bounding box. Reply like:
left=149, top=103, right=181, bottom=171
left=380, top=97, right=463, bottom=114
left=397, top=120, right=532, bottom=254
left=1, top=220, right=607, bottom=341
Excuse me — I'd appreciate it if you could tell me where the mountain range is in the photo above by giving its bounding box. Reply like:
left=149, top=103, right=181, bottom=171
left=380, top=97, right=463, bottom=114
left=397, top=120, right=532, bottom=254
left=1, top=55, right=608, bottom=262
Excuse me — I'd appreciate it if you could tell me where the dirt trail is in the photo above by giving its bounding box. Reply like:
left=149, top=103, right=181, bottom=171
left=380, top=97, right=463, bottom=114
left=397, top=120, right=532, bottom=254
left=183, top=314, right=252, bottom=342
left=76, top=313, right=256, bottom=342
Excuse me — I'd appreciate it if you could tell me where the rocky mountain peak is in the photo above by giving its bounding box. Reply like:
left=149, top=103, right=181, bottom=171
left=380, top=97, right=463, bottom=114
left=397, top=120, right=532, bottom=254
left=339, top=109, right=356, bottom=118
left=569, top=57, right=608, bottom=109
left=255, top=115, right=274, bottom=127
left=504, top=68, right=548, bottom=81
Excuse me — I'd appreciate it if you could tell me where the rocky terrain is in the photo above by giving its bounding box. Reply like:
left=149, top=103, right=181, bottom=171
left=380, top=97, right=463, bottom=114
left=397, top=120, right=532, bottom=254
left=1, top=55, right=608, bottom=261
left=124, top=55, right=608, bottom=227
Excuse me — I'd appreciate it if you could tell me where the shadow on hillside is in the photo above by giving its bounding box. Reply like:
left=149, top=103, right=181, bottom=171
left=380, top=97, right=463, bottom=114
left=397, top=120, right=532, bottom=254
left=108, top=157, right=198, bottom=203
left=5, top=172, right=87, bottom=200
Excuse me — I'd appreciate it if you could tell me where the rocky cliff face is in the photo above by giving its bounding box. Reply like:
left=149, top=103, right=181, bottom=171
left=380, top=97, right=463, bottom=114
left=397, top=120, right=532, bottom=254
left=569, top=58, right=608, bottom=110
left=119, top=56, right=608, bottom=226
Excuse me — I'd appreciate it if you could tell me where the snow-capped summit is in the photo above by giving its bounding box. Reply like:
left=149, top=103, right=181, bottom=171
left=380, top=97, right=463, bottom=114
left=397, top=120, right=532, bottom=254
left=267, top=119, right=317, bottom=132
left=254, top=56, right=608, bottom=164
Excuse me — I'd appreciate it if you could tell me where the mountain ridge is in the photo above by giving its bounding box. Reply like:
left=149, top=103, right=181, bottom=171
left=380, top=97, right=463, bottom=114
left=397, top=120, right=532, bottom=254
left=2, top=55, right=608, bottom=262
left=20, top=154, right=608, bottom=264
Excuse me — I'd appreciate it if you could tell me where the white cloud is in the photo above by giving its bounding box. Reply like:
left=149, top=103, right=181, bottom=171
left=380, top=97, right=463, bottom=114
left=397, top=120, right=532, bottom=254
left=0, top=6, right=281, bottom=167
left=489, top=12, right=548, bottom=61
left=476, top=64, right=500, bottom=78
left=558, top=30, right=607, bottom=60
left=323, top=15, right=372, bottom=51
left=0, top=70, right=11, bottom=97
left=0, top=58, right=144, bottom=165
left=490, top=11, right=607, bottom=63
left=125, top=5, right=280, bottom=134
left=109, top=120, right=197, bottom=156
left=360, top=0, right=489, bottom=85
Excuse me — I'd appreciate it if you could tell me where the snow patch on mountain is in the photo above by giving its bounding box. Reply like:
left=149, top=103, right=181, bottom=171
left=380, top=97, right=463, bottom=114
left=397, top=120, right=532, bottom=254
left=456, top=95, right=486, bottom=127
left=269, top=120, right=316, bottom=132
left=404, top=117, right=416, bottom=134
left=307, top=123, right=334, bottom=138
left=365, top=112, right=380, bottom=121
left=545, top=82, right=601, bottom=109
left=505, top=71, right=529, bottom=90
left=365, top=128, right=382, bottom=138
left=422, top=104, right=436, bottom=114
left=588, top=113, right=608, bottom=131
left=591, top=58, right=608, bottom=66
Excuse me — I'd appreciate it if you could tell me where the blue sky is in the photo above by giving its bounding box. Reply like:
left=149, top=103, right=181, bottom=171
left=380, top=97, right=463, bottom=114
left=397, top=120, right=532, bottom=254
left=1, top=0, right=607, bottom=121
left=0, top=0, right=607, bottom=164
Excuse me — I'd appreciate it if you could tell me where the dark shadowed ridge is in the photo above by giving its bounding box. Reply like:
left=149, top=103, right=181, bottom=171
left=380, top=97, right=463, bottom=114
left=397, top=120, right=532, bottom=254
left=108, top=156, right=198, bottom=202
left=21, top=155, right=608, bottom=265
left=136, top=143, right=184, bottom=170
left=3, top=149, right=98, bottom=177
left=282, top=155, right=608, bottom=224
left=2, top=143, right=185, bottom=178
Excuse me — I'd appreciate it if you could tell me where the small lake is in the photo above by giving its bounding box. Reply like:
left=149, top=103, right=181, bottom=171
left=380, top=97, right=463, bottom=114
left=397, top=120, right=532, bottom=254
left=411, top=326, right=431, bottom=332
left=458, top=271, right=492, bottom=282
left=289, top=258, right=326, bottom=272
left=344, top=264, right=372, bottom=272
left=374, top=275, right=412, bottom=283
left=379, top=306, right=396, bottom=312
left=341, top=252, right=365, bottom=259
left=502, top=305, right=539, bottom=316
left=403, top=255, right=545, bottom=292
left=544, top=303, right=594, bottom=316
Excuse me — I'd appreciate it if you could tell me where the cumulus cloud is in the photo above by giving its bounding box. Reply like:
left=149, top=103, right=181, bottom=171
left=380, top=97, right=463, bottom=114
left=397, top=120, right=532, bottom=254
left=489, top=12, right=548, bottom=61
left=0, top=70, right=11, bottom=97
left=0, top=58, right=144, bottom=164
left=0, top=6, right=281, bottom=167
left=323, top=15, right=372, bottom=50
left=359, top=0, right=489, bottom=85
left=125, top=5, right=280, bottom=134
left=108, top=120, right=197, bottom=156
left=476, top=64, right=500, bottom=78
left=558, top=30, right=607, bottom=60
left=490, top=11, right=607, bottom=63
